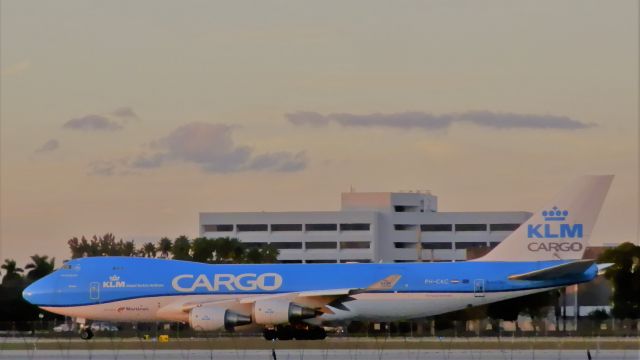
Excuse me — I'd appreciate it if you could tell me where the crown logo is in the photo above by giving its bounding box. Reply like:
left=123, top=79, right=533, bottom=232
left=542, top=206, right=568, bottom=221
left=109, top=275, right=120, bottom=282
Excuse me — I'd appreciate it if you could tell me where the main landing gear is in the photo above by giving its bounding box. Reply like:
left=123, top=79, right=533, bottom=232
left=263, top=325, right=327, bottom=341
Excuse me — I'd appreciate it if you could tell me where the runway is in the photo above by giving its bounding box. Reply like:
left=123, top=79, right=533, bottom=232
left=2, top=349, right=638, bottom=360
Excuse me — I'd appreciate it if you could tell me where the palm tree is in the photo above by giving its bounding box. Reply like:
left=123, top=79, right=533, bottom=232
left=25, top=255, right=55, bottom=282
left=259, top=245, right=279, bottom=263
left=67, top=237, right=84, bottom=259
left=171, top=236, right=192, bottom=261
left=215, top=237, right=236, bottom=262
left=142, top=242, right=157, bottom=258
left=158, top=237, right=172, bottom=259
left=120, top=240, right=136, bottom=256
left=1, top=259, right=24, bottom=286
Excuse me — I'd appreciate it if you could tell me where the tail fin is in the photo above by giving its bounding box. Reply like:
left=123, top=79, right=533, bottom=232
left=479, top=175, right=613, bottom=262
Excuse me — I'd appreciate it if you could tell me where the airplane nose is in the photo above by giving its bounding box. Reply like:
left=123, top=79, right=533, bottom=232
left=22, top=281, right=39, bottom=304
left=22, top=276, right=54, bottom=306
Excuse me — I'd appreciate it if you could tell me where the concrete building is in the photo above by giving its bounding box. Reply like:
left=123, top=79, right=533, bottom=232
left=199, top=191, right=532, bottom=263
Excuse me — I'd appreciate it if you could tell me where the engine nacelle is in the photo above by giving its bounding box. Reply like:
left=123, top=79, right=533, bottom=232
left=189, top=306, right=251, bottom=331
left=253, top=300, right=319, bottom=325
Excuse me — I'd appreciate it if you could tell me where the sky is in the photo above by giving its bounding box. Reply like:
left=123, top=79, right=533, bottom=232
left=1, top=1, right=638, bottom=266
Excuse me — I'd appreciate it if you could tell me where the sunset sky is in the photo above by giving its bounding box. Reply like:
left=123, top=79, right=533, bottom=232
left=1, top=1, right=638, bottom=265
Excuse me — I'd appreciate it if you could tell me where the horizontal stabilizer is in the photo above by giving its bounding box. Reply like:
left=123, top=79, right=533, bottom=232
left=597, top=263, right=614, bottom=275
left=508, top=260, right=594, bottom=281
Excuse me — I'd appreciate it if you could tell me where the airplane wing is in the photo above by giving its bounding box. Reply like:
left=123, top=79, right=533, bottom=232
left=243, top=274, right=401, bottom=304
left=175, top=274, right=401, bottom=313
left=508, top=260, right=595, bottom=281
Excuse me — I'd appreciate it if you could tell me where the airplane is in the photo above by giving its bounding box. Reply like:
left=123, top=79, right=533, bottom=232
left=23, top=175, right=614, bottom=340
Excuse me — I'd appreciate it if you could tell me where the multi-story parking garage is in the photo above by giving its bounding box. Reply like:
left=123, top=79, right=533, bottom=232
left=199, top=191, right=532, bottom=263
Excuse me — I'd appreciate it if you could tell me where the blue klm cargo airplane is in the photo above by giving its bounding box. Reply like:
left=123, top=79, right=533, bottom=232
left=24, top=175, right=613, bottom=340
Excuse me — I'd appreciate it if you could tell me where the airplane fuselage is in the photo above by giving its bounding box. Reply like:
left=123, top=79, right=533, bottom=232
left=23, top=257, right=597, bottom=324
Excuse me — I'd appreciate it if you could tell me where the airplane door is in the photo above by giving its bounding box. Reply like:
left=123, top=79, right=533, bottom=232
left=89, top=282, right=100, bottom=301
left=474, top=279, right=485, bottom=298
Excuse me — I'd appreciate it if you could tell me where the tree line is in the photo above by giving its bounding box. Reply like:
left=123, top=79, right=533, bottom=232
left=0, top=255, right=60, bottom=329
left=66, top=233, right=279, bottom=263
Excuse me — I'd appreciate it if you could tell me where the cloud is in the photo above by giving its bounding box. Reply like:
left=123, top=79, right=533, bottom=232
left=34, top=139, right=59, bottom=153
left=248, top=151, right=308, bottom=172
left=287, top=111, right=594, bottom=131
left=285, top=111, right=330, bottom=127
left=331, top=112, right=452, bottom=130
left=456, top=111, right=593, bottom=129
left=62, top=114, right=123, bottom=131
left=130, top=153, right=165, bottom=169
left=111, top=106, right=139, bottom=119
left=1, top=60, right=30, bottom=77
left=62, top=107, right=140, bottom=132
left=87, top=160, right=118, bottom=176
left=90, top=122, right=308, bottom=175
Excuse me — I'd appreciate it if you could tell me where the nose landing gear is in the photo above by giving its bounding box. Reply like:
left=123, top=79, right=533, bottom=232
left=74, top=318, right=94, bottom=340
left=80, top=327, right=94, bottom=340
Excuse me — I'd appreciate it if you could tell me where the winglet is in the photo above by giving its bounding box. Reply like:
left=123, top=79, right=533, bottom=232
left=366, top=274, right=401, bottom=291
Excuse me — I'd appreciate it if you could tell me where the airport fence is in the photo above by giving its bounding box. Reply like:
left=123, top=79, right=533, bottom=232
left=0, top=319, right=639, bottom=339
left=0, top=321, right=639, bottom=360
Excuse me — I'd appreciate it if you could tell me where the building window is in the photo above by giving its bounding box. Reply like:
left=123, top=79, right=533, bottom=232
left=202, top=224, right=233, bottom=232
left=305, top=260, right=337, bottom=263
left=305, top=242, right=337, bottom=249
left=394, top=242, right=418, bottom=249
left=279, top=260, right=303, bottom=263
left=394, top=242, right=452, bottom=250
left=243, top=242, right=266, bottom=249
left=490, top=223, right=521, bottom=231
left=455, top=224, right=487, bottom=232
left=237, top=224, right=268, bottom=232
left=393, top=260, right=415, bottom=263
left=340, top=241, right=371, bottom=249
left=306, top=223, right=337, bottom=231
left=394, top=224, right=418, bottom=231
left=394, top=205, right=420, bottom=212
left=455, top=242, right=489, bottom=249
left=421, top=242, right=452, bottom=250
left=270, top=242, right=303, bottom=250
left=420, top=224, right=452, bottom=232
left=340, top=223, right=370, bottom=231
left=271, top=224, right=303, bottom=232
left=340, top=259, right=371, bottom=263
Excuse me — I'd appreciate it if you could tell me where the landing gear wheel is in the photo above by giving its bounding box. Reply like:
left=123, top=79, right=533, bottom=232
left=308, top=327, right=327, bottom=340
left=275, top=326, right=294, bottom=340
left=80, top=328, right=94, bottom=340
left=293, top=328, right=309, bottom=340
left=263, top=328, right=277, bottom=341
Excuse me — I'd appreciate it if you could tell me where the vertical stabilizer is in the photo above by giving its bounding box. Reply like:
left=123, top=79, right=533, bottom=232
left=479, top=175, right=613, bottom=262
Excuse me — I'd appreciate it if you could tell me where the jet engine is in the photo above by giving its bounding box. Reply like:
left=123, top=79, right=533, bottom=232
left=189, top=306, right=251, bottom=331
left=253, top=300, right=319, bottom=325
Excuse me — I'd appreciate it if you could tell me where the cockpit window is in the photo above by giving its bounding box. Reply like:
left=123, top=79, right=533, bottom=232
left=62, top=264, right=73, bottom=270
